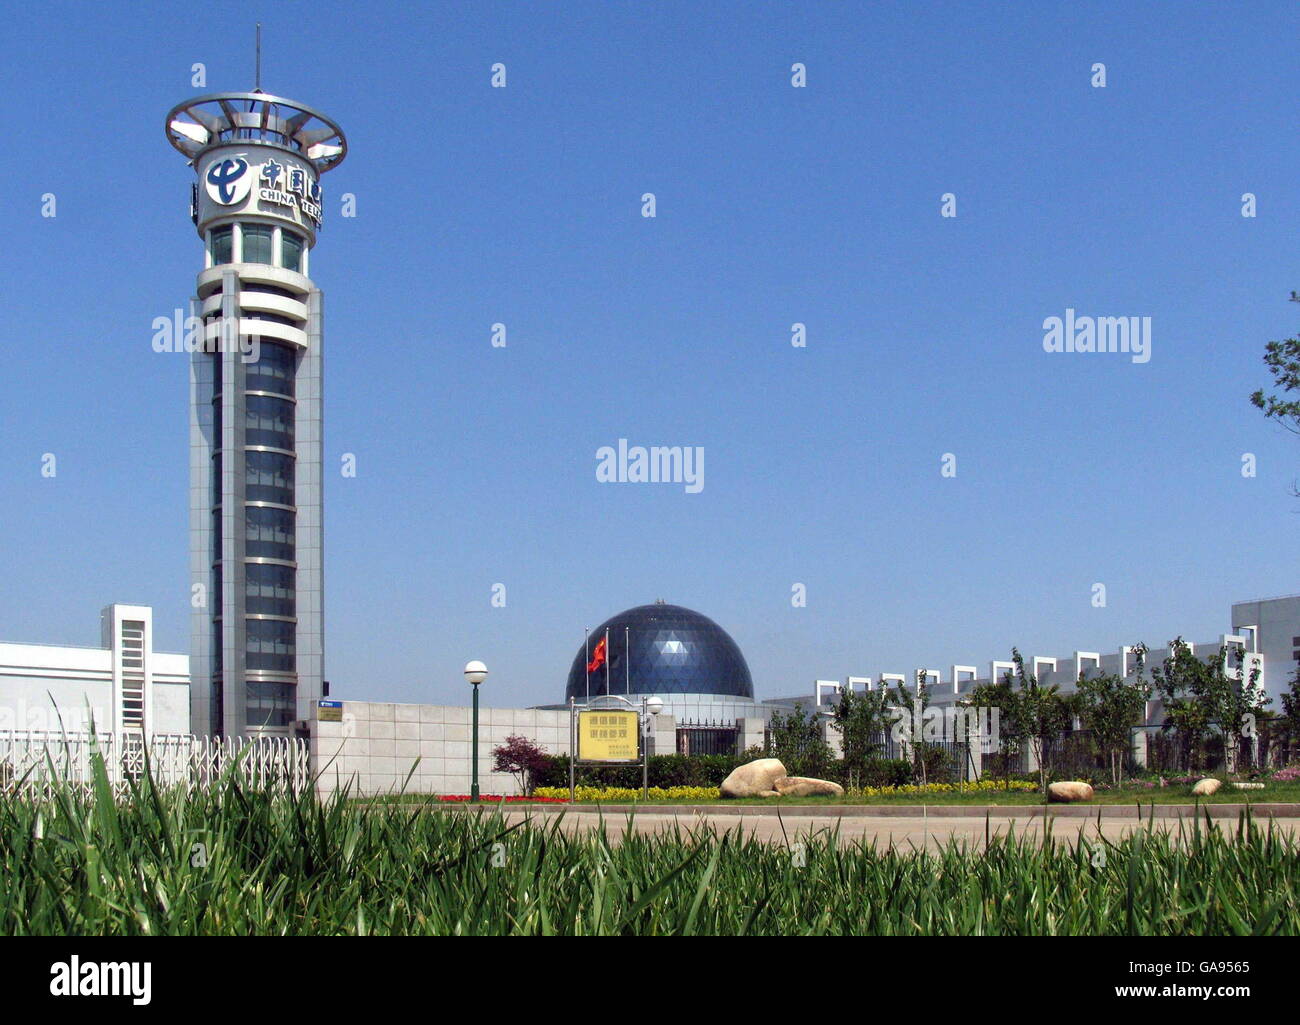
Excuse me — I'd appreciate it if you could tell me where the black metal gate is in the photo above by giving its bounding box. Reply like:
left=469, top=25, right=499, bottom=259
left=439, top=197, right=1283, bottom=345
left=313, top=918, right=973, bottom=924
left=676, top=721, right=739, bottom=756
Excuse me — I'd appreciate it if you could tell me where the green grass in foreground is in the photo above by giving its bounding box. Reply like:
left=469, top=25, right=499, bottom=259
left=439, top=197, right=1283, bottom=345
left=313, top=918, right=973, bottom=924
left=4, top=759, right=1300, bottom=934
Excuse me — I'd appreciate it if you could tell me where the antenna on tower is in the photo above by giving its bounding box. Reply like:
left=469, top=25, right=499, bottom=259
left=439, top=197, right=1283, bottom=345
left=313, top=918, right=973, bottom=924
left=254, top=22, right=262, bottom=92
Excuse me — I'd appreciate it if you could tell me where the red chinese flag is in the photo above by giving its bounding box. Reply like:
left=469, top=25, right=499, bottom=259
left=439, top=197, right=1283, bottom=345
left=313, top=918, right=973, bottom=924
left=587, top=636, right=607, bottom=674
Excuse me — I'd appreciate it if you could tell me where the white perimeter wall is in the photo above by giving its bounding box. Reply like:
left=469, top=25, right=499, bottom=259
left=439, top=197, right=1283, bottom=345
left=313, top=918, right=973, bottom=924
left=311, top=700, right=679, bottom=797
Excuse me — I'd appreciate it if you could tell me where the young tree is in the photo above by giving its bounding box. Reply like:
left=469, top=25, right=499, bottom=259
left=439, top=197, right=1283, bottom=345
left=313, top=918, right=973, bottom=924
left=964, top=676, right=1020, bottom=790
left=1201, top=645, right=1270, bottom=773
left=888, top=670, right=938, bottom=785
left=1073, top=644, right=1150, bottom=786
left=1149, top=638, right=1213, bottom=770
left=830, top=685, right=892, bottom=788
left=767, top=703, right=833, bottom=778
left=1004, top=648, right=1072, bottom=795
left=1150, top=639, right=1271, bottom=773
left=491, top=734, right=548, bottom=795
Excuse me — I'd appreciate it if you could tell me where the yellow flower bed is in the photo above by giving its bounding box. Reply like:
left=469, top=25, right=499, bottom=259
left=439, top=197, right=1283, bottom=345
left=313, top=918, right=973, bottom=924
left=849, top=779, right=1039, bottom=797
left=536, top=779, right=1038, bottom=802
left=534, top=786, right=721, bottom=802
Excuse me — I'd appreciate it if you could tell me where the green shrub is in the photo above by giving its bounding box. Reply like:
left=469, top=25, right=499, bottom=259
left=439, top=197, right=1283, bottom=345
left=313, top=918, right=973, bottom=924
left=915, top=744, right=960, bottom=784
left=536, top=755, right=930, bottom=791
left=531, top=754, right=753, bottom=790
left=858, top=758, right=914, bottom=788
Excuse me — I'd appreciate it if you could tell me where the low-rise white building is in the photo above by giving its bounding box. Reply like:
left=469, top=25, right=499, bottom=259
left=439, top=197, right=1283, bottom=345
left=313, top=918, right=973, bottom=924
left=0, top=605, right=189, bottom=737
left=777, top=595, right=1300, bottom=717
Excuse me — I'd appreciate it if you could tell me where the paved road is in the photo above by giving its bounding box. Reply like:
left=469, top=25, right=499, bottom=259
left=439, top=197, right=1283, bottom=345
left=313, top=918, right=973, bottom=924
left=485, top=809, right=1300, bottom=849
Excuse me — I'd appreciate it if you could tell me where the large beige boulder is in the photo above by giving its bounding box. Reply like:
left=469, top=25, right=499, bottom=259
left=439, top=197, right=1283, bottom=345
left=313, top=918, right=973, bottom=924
left=773, top=776, right=844, bottom=798
left=1192, top=778, right=1222, bottom=796
left=720, top=758, right=787, bottom=798
left=1047, top=781, right=1094, bottom=803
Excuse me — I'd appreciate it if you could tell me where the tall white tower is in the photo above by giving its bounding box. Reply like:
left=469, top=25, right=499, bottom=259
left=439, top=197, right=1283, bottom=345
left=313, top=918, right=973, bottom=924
left=165, top=91, right=346, bottom=737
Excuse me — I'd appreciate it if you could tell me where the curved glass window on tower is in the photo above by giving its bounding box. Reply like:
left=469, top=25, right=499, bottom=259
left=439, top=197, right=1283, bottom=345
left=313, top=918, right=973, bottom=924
left=211, top=226, right=233, bottom=265
left=245, top=341, right=296, bottom=397
left=246, top=450, right=295, bottom=505
left=246, top=618, right=296, bottom=673
left=211, top=452, right=222, bottom=507
left=241, top=224, right=274, bottom=264
left=246, top=680, right=295, bottom=728
left=245, top=505, right=295, bottom=561
left=245, top=394, right=295, bottom=449
left=242, top=284, right=299, bottom=300
left=281, top=232, right=304, bottom=272
left=245, top=562, right=296, bottom=618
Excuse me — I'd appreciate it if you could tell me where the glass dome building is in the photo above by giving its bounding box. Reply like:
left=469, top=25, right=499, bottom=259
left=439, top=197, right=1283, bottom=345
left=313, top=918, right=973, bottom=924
left=564, top=602, right=756, bottom=722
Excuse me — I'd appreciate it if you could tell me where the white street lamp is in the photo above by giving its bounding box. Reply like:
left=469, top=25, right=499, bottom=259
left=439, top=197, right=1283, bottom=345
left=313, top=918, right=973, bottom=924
left=464, top=660, right=488, bottom=801
left=639, top=696, right=664, bottom=799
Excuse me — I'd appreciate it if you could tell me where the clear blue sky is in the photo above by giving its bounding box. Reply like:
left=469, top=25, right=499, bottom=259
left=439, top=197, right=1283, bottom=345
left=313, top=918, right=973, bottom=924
left=0, top=1, right=1297, bottom=709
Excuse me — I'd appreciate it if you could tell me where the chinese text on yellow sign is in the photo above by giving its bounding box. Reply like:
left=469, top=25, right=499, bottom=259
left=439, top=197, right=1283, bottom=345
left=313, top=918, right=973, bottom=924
left=577, top=710, right=639, bottom=762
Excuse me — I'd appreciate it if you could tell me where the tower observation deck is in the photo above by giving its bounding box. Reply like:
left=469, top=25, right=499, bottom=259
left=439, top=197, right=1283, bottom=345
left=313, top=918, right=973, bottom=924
left=165, top=91, right=347, bottom=737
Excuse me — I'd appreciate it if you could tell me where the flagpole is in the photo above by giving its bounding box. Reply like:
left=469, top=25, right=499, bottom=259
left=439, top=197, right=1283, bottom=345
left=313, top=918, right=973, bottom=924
left=584, top=627, right=590, bottom=702
left=605, top=627, right=610, bottom=699
left=625, top=625, right=630, bottom=696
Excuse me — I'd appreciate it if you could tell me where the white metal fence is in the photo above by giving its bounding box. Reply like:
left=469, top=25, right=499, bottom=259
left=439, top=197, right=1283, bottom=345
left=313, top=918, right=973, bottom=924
left=0, top=731, right=311, bottom=796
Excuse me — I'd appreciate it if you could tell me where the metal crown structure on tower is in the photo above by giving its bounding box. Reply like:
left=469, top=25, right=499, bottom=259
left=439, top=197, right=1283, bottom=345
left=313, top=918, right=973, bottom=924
left=165, top=92, right=347, bottom=173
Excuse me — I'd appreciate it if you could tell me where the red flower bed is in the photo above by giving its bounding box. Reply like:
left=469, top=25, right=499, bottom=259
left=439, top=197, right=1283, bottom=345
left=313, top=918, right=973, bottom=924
left=437, top=794, right=568, bottom=804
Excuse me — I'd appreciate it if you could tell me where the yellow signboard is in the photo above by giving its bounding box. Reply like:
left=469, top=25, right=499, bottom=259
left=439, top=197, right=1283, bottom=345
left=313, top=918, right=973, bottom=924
left=577, top=709, right=640, bottom=762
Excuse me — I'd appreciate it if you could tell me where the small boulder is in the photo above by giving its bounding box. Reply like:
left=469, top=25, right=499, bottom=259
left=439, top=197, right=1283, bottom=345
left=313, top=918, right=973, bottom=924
left=1047, top=781, right=1094, bottom=803
left=720, top=758, right=787, bottom=798
left=773, top=776, right=844, bottom=797
left=1192, top=778, right=1222, bottom=796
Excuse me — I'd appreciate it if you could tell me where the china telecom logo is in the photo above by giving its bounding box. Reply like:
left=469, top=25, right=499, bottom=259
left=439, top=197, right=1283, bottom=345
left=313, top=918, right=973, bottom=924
left=205, top=157, right=252, bottom=205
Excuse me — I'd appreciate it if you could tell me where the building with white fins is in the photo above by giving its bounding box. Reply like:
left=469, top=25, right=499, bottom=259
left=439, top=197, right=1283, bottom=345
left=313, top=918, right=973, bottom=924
left=0, top=605, right=190, bottom=739
left=165, top=90, right=347, bottom=737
